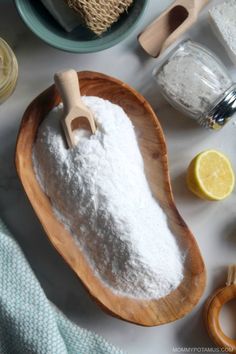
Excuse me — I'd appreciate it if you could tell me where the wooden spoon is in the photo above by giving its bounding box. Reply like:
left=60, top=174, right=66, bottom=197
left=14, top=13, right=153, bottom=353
left=138, top=0, right=209, bottom=58
left=204, top=265, right=236, bottom=353
left=54, top=69, right=96, bottom=149
left=15, top=71, right=206, bottom=326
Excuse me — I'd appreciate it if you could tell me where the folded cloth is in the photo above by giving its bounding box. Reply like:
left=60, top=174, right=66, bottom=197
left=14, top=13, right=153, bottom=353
left=0, top=219, right=124, bottom=354
left=40, top=0, right=81, bottom=32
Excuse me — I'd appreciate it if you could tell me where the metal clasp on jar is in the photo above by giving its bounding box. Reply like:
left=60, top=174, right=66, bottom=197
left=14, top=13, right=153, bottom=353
left=198, top=84, right=236, bottom=130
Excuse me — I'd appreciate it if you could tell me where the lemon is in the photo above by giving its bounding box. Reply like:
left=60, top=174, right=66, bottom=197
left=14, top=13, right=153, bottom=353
left=187, top=150, right=235, bottom=201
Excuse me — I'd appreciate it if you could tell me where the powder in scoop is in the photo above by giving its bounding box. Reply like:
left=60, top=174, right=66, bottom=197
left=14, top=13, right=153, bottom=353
left=33, top=97, right=184, bottom=299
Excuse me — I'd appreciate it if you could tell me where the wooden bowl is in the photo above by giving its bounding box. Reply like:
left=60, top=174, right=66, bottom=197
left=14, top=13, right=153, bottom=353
left=15, top=71, right=206, bottom=326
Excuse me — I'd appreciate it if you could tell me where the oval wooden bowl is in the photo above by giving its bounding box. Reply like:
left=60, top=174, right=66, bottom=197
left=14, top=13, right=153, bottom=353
left=15, top=71, right=206, bottom=326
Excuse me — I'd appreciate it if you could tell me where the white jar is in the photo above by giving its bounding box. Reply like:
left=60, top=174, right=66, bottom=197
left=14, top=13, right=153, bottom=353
left=154, top=40, right=236, bottom=130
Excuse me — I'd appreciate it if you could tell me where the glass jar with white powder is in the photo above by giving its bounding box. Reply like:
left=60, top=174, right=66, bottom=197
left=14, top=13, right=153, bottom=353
left=154, top=40, right=236, bottom=130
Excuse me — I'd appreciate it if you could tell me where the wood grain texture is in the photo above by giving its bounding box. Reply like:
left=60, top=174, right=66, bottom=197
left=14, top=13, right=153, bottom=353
left=138, top=0, right=209, bottom=58
left=15, top=71, right=206, bottom=326
left=204, top=285, right=236, bottom=353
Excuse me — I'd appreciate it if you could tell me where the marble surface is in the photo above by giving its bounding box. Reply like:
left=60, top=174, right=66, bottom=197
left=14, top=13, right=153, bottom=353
left=1, top=0, right=236, bottom=353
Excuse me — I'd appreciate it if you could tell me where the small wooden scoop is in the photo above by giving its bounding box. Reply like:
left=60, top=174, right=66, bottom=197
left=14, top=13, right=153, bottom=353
left=204, top=265, right=236, bottom=353
left=54, top=69, right=96, bottom=149
left=138, top=0, right=209, bottom=58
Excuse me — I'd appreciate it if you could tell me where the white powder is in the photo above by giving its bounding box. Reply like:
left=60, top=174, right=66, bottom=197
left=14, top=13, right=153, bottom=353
left=33, top=96, right=184, bottom=299
left=156, top=41, right=232, bottom=120
left=209, top=0, right=236, bottom=65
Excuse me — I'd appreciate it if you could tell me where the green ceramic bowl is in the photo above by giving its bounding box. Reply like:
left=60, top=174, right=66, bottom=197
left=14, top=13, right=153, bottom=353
left=15, top=0, right=148, bottom=53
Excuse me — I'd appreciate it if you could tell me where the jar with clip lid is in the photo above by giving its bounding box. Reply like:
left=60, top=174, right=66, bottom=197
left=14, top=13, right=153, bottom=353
left=154, top=40, right=236, bottom=130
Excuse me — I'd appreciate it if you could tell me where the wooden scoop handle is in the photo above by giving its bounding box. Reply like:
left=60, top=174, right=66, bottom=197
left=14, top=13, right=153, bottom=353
left=54, top=70, right=96, bottom=149
left=194, top=0, right=210, bottom=12
left=204, top=285, right=236, bottom=353
left=54, top=69, right=82, bottom=116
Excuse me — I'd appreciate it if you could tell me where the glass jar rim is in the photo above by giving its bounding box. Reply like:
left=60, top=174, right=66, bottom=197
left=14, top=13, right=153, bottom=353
left=0, top=38, right=17, bottom=92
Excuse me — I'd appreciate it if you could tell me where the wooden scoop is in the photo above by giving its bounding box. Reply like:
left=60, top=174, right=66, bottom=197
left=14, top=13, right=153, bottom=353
left=204, top=265, right=236, bottom=353
left=54, top=69, right=96, bottom=149
left=138, top=0, right=209, bottom=58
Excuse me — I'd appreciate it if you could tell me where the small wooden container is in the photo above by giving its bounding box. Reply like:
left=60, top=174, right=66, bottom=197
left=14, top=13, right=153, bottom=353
left=205, top=265, right=236, bottom=353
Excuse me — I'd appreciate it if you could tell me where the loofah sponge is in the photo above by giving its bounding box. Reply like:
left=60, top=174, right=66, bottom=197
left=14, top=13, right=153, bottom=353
left=65, top=0, right=134, bottom=35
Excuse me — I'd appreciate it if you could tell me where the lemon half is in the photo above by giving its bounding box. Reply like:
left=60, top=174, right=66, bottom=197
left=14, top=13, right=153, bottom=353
left=187, top=150, right=235, bottom=201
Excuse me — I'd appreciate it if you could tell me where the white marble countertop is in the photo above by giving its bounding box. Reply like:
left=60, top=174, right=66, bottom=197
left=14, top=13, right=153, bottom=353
left=1, top=1, right=236, bottom=353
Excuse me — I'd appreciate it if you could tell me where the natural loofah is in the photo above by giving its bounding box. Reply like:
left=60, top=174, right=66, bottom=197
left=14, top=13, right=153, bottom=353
left=65, top=0, right=133, bottom=35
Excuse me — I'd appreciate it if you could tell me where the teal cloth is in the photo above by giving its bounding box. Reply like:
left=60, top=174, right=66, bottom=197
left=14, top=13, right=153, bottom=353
left=0, top=220, right=124, bottom=354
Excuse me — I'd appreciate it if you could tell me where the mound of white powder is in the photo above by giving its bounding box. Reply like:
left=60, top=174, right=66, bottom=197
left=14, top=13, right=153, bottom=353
left=33, top=96, right=184, bottom=299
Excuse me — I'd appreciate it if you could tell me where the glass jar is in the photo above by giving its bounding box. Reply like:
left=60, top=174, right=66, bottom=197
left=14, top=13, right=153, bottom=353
left=0, top=38, right=18, bottom=105
left=154, top=40, right=236, bottom=130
